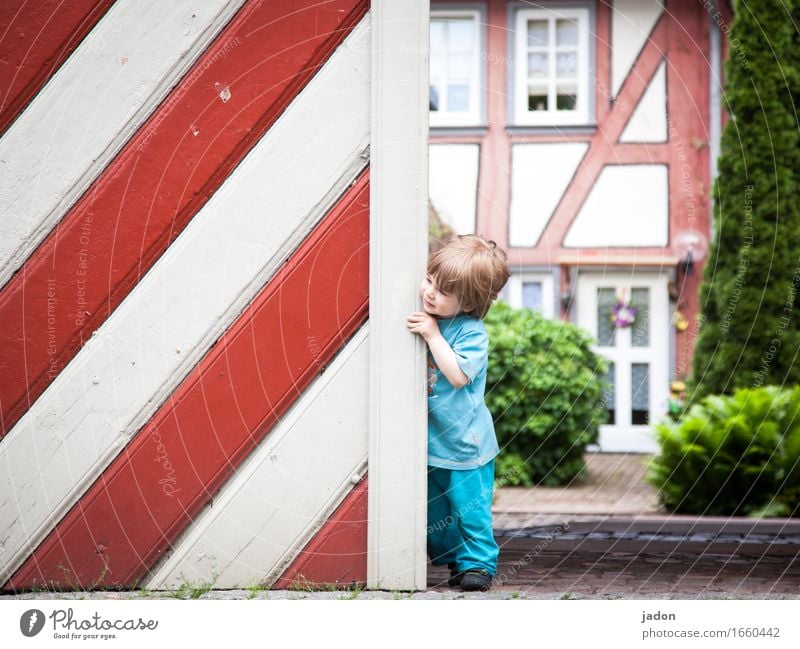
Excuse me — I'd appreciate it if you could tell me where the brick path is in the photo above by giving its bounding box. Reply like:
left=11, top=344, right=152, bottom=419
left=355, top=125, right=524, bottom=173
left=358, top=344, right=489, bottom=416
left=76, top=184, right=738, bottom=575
left=429, top=547, right=800, bottom=597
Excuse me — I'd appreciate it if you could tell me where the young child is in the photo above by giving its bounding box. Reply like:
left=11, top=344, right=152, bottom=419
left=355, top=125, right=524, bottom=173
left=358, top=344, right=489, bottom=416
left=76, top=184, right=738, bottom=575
left=405, top=234, right=510, bottom=591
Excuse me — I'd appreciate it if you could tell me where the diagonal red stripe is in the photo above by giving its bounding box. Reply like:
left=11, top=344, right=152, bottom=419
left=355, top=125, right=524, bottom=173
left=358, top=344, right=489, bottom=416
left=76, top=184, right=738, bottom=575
left=0, top=0, right=367, bottom=439
left=0, top=0, right=117, bottom=135
left=5, top=173, right=369, bottom=591
left=273, top=476, right=368, bottom=590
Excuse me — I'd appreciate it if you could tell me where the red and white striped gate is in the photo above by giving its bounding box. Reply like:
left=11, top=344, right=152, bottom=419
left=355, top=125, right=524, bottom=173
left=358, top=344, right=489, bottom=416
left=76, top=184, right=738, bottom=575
left=0, top=0, right=428, bottom=592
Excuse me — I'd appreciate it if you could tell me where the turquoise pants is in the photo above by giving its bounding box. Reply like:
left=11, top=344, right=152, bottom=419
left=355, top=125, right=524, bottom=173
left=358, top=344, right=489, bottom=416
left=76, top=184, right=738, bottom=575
left=427, top=459, right=499, bottom=575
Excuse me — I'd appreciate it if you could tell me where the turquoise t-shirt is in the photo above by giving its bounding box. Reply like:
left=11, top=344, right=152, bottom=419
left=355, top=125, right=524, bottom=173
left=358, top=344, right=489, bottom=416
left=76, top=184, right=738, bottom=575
left=427, top=313, right=499, bottom=470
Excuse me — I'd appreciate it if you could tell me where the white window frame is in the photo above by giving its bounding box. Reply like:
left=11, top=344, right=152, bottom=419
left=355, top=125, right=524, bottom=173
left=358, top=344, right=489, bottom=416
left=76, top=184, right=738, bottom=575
left=429, top=9, right=482, bottom=126
left=503, top=272, right=555, bottom=318
left=514, top=6, right=590, bottom=126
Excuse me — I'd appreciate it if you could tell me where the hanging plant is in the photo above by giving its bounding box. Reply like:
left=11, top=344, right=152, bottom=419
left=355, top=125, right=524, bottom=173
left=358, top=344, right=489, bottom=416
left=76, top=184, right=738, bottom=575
left=609, top=287, right=637, bottom=328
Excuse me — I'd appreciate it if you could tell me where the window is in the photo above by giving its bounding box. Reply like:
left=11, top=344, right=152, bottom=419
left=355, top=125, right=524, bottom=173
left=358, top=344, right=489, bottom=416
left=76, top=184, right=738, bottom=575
left=514, top=7, right=590, bottom=125
left=503, top=272, right=555, bottom=318
left=430, top=10, right=482, bottom=126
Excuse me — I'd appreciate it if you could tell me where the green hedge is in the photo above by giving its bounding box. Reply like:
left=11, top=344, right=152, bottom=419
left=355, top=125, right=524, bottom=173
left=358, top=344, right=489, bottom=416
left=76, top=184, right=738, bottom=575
left=647, top=385, right=800, bottom=517
left=485, top=301, right=609, bottom=486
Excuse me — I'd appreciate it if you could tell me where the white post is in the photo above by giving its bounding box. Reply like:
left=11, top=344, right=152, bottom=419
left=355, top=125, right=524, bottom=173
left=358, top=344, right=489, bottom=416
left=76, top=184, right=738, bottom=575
left=368, top=0, right=430, bottom=590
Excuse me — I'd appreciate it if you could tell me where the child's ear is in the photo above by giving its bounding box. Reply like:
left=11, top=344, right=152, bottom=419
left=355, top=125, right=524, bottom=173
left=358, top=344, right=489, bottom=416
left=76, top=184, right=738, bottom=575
left=462, top=295, right=479, bottom=310
left=460, top=300, right=478, bottom=315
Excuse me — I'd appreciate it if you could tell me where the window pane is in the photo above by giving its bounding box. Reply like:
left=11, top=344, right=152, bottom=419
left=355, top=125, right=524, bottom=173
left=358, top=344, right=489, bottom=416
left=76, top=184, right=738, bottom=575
left=447, top=84, right=470, bottom=112
left=631, top=363, right=650, bottom=425
left=556, top=18, right=578, bottom=46
left=528, top=52, right=549, bottom=79
left=448, top=19, right=474, bottom=51
left=630, top=287, right=650, bottom=347
left=556, top=94, right=577, bottom=110
left=527, top=20, right=549, bottom=47
left=528, top=91, right=548, bottom=111
left=447, top=52, right=472, bottom=79
left=430, top=20, right=445, bottom=49
left=602, top=361, right=615, bottom=425
left=556, top=51, right=577, bottom=77
left=597, top=288, right=617, bottom=346
left=430, top=53, right=444, bottom=79
left=429, top=85, right=440, bottom=111
left=556, top=84, right=577, bottom=110
left=522, top=281, right=543, bottom=312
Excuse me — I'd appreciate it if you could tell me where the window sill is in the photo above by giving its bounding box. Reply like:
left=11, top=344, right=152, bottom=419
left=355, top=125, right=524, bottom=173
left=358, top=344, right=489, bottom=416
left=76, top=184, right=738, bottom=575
left=506, top=124, right=596, bottom=136
left=429, top=124, right=489, bottom=137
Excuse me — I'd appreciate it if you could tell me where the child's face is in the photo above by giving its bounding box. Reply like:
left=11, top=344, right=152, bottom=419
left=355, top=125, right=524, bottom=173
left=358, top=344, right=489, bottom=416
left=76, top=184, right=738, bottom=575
left=420, top=273, right=462, bottom=318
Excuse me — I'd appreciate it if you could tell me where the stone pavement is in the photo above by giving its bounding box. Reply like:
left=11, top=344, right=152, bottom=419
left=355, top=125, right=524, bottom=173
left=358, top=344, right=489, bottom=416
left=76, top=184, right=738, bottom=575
left=493, top=451, right=665, bottom=528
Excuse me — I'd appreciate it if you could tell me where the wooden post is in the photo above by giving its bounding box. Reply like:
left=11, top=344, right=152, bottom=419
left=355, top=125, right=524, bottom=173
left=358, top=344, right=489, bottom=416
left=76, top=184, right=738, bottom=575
left=368, top=0, right=430, bottom=591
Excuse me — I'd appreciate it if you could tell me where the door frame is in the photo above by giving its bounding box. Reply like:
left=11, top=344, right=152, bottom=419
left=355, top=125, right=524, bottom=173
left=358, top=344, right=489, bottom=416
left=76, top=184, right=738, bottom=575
left=576, top=271, right=670, bottom=453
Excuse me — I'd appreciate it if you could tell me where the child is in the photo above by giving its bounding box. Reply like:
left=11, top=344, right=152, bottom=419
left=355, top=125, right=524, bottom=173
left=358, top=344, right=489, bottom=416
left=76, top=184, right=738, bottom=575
left=405, top=234, right=510, bottom=591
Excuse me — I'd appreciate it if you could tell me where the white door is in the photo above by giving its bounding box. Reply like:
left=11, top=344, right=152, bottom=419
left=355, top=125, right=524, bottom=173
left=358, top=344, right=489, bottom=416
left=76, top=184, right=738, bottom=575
left=576, top=272, right=669, bottom=452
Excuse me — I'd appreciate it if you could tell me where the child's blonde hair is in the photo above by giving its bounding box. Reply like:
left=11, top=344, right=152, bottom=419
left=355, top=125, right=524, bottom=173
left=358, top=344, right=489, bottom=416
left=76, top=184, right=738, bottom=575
left=428, top=234, right=510, bottom=319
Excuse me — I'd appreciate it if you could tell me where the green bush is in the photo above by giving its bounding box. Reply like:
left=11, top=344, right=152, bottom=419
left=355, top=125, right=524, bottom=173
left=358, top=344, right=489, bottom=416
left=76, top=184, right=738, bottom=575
left=647, top=385, right=800, bottom=517
left=494, top=452, right=534, bottom=488
left=484, top=301, right=609, bottom=486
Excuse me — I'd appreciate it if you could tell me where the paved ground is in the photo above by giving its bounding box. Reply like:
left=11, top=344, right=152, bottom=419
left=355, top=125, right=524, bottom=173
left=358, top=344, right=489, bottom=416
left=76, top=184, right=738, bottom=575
left=472, top=453, right=800, bottom=599
left=493, top=451, right=664, bottom=528
left=429, top=547, right=800, bottom=598
left=4, top=453, right=799, bottom=600
left=6, top=587, right=797, bottom=600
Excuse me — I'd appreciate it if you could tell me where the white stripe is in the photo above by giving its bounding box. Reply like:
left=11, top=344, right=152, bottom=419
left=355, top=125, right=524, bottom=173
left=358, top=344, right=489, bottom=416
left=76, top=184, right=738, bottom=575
left=0, top=0, right=246, bottom=288
left=0, top=16, right=371, bottom=583
left=145, top=326, right=369, bottom=590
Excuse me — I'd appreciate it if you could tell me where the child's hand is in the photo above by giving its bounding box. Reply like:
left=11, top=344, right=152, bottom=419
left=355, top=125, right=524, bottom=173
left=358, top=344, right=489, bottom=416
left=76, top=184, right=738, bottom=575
left=406, top=311, right=440, bottom=342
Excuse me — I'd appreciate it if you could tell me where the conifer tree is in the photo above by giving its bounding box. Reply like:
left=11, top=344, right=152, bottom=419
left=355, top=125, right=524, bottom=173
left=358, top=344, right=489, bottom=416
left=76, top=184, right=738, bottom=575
left=688, top=0, right=800, bottom=404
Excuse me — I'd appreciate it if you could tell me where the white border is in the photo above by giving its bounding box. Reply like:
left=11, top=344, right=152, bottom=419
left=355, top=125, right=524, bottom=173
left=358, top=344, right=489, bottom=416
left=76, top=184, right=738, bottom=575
left=368, top=0, right=429, bottom=591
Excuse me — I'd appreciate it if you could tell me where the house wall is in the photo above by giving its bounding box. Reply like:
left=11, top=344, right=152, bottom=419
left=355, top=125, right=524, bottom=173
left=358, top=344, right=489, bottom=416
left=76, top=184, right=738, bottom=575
left=430, top=0, right=725, bottom=382
left=430, top=0, right=727, bottom=450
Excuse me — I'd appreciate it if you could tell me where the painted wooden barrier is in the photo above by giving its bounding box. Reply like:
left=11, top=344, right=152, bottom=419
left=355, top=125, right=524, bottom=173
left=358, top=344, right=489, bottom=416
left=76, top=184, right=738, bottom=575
left=0, top=0, right=428, bottom=593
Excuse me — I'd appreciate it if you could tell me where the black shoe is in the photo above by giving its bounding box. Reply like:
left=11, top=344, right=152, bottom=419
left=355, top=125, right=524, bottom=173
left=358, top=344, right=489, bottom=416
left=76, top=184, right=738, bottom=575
left=447, top=562, right=464, bottom=587
left=460, top=569, right=492, bottom=592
